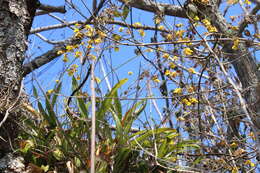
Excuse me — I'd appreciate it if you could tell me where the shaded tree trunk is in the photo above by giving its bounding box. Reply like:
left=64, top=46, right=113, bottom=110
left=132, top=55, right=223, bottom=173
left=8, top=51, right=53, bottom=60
left=0, top=0, right=37, bottom=155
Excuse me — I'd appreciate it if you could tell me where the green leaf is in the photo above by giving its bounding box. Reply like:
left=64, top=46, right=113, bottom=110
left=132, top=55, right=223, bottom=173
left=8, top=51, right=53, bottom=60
left=51, top=82, right=62, bottom=107
left=122, top=5, right=130, bottom=20
left=192, top=156, right=203, bottom=166
left=110, top=108, right=124, bottom=142
left=158, top=139, right=168, bottom=158
left=45, top=95, right=57, bottom=128
left=33, top=86, right=38, bottom=98
left=113, top=92, right=122, bottom=120
left=113, top=147, right=131, bottom=173
left=72, top=76, right=78, bottom=90
left=124, top=100, right=146, bottom=134
left=97, top=78, right=128, bottom=123
left=130, top=128, right=177, bottom=146
left=37, top=102, right=50, bottom=124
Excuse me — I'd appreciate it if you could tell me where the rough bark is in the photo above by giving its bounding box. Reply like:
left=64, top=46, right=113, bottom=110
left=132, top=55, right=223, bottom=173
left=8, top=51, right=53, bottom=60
left=0, top=0, right=37, bottom=155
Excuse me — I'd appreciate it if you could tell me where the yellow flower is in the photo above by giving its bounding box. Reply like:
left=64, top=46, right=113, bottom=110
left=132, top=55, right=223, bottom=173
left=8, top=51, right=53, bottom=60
left=230, top=26, right=239, bottom=31
left=76, top=75, right=81, bottom=80
left=94, top=38, right=102, bottom=44
left=118, top=27, right=124, bottom=32
left=188, top=68, right=195, bottom=74
left=173, top=88, right=182, bottom=94
left=202, top=19, right=211, bottom=27
left=126, top=29, right=131, bottom=35
left=175, top=23, right=183, bottom=28
left=189, top=97, right=198, bottom=104
left=138, top=29, right=145, bottom=37
left=165, top=70, right=171, bottom=76
left=57, top=50, right=65, bottom=55
left=187, top=86, right=195, bottom=93
left=172, top=56, right=179, bottom=61
left=114, top=47, right=119, bottom=52
left=231, top=167, right=239, bottom=173
left=75, top=32, right=84, bottom=38
left=162, top=53, right=170, bottom=59
left=85, top=25, right=92, bottom=30
left=158, top=25, right=165, bottom=30
left=86, top=44, right=94, bottom=49
left=166, top=34, right=173, bottom=40
left=133, top=22, right=142, bottom=27
left=170, top=71, right=178, bottom=78
left=89, top=54, right=96, bottom=60
left=183, top=48, right=193, bottom=55
left=112, top=34, right=121, bottom=41
left=75, top=51, right=82, bottom=58
left=153, top=79, right=160, bottom=83
left=154, top=17, right=162, bottom=24
left=152, top=76, right=160, bottom=83
left=145, top=48, right=153, bottom=52
left=157, top=47, right=163, bottom=52
left=244, top=0, right=251, bottom=4
left=181, top=98, right=192, bottom=106
left=177, top=117, right=185, bottom=121
left=67, top=64, right=78, bottom=76
left=169, top=62, right=176, bottom=69
left=73, top=28, right=80, bottom=33
left=75, top=23, right=81, bottom=27
left=97, top=31, right=107, bottom=38
left=63, top=54, right=69, bottom=62
left=232, top=38, right=239, bottom=50
left=193, top=16, right=200, bottom=21
left=248, top=132, right=255, bottom=140
left=244, top=160, right=255, bottom=167
left=94, top=77, right=101, bottom=84
left=86, top=30, right=94, bottom=37
left=66, top=45, right=74, bottom=52
left=208, top=26, right=218, bottom=32
left=71, top=64, right=78, bottom=68
left=47, top=89, right=54, bottom=94
left=175, top=30, right=185, bottom=38
left=181, top=37, right=192, bottom=46
left=230, top=142, right=238, bottom=148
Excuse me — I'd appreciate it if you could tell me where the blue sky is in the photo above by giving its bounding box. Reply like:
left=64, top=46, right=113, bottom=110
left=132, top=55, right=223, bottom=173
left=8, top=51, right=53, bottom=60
left=25, top=0, right=260, bottom=129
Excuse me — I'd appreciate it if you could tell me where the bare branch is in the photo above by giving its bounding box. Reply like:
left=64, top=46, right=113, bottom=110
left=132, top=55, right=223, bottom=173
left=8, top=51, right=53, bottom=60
left=35, top=33, right=66, bottom=44
left=36, top=3, right=66, bottom=15
left=30, top=20, right=169, bottom=34
left=30, top=22, right=78, bottom=34
left=22, top=37, right=80, bottom=77
left=118, top=0, right=187, bottom=18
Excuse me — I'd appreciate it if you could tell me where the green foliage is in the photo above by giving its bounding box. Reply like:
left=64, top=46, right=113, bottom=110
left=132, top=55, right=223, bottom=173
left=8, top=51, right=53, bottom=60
left=19, top=78, right=200, bottom=172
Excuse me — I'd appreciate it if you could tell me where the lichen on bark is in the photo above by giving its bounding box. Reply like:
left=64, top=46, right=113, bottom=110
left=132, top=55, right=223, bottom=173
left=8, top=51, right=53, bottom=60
left=0, top=0, right=37, bottom=155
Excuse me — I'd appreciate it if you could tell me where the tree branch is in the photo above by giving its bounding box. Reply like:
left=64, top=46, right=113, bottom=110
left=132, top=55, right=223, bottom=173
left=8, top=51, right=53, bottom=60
left=118, top=0, right=187, bottom=18
left=24, top=0, right=107, bottom=76
left=30, top=20, right=168, bottom=34
left=36, top=3, right=66, bottom=15
left=22, top=37, right=80, bottom=77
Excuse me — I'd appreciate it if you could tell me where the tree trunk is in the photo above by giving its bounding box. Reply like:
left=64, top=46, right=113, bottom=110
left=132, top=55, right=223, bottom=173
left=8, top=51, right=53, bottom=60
left=0, top=0, right=37, bottom=155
